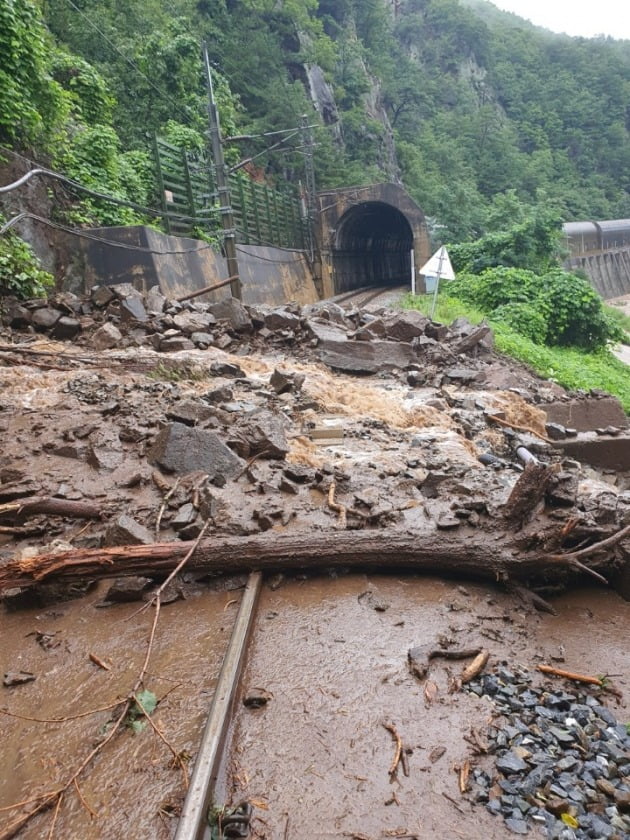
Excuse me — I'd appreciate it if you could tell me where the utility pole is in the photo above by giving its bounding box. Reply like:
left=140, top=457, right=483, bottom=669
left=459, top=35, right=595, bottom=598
left=202, top=41, right=241, bottom=300
left=300, top=114, right=317, bottom=261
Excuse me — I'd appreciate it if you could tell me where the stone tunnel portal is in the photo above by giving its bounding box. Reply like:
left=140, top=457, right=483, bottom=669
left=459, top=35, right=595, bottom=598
left=332, top=201, right=414, bottom=294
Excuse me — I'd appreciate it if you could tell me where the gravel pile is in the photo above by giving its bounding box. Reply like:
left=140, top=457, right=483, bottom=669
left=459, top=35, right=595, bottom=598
left=466, top=667, right=630, bottom=838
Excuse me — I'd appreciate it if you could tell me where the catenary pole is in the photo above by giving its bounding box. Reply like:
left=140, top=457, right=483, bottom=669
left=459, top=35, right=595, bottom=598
left=202, top=41, right=241, bottom=300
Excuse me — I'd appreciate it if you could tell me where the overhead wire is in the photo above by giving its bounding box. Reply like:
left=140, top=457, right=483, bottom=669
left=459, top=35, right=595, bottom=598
left=0, top=212, right=218, bottom=255
left=0, top=146, right=214, bottom=225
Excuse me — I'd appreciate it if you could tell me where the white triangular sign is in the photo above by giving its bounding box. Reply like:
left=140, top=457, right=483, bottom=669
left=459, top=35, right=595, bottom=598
left=419, top=246, right=455, bottom=280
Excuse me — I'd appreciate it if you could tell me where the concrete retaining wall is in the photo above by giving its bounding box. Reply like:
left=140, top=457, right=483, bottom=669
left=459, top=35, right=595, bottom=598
left=565, top=249, right=630, bottom=299
left=75, top=226, right=320, bottom=306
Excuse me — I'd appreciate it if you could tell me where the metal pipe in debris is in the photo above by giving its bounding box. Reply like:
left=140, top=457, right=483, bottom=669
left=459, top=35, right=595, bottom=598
left=516, top=446, right=538, bottom=465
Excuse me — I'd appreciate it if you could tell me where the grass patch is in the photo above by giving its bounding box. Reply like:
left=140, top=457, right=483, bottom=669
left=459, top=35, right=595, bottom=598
left=403, top=293, right=630, bottom=413
left=604, top=303, right=630, bottom=342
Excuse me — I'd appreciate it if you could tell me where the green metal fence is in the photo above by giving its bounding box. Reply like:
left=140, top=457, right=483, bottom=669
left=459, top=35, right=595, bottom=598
left=154, top=135, right=307, bottom=250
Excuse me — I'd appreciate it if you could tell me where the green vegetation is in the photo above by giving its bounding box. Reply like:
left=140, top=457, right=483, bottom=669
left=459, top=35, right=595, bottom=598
left=3, top=0, right=629, bottom=235
left=0, top=220, right=54, bottom=298
left=604, top=304, right=630, bottom=341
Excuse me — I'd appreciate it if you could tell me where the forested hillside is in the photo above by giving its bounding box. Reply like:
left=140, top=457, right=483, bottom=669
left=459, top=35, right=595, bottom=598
left=2, top=0, right=630, bottom=240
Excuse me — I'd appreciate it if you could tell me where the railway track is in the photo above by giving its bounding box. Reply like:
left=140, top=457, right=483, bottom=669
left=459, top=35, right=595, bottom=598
left=175, top=286, right=412, bottom=837
left=175, top=572, right=262, bottom=840
left=329, top=283, right=408, bottom=309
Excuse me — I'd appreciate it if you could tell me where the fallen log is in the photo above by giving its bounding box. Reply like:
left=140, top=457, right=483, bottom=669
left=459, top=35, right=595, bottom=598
left=1, top=525, right=627, bottom=595
left=0, top=496, right=103, bottom=520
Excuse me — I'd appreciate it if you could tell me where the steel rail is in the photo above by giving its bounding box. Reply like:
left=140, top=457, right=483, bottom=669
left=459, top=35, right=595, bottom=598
left=332, top=283, right=408, bottom=308
left=174, top=571, right=263, bottom=840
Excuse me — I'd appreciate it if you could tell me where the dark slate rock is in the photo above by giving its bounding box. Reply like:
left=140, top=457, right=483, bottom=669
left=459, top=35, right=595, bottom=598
left=190, top=331, right=215, bottom=348
left=172, top=311, right=217, bottom=335
left=504, top=817, right=529, bottom=834
left=270, top=368, right=305, bottom=394
left=232, top=410, right=289, bottom=459
left=264, top=309, right=302, bottom=331
left=443, top=366, right=485, bottom=384
left=166, top=399, right=217, bottom=426
left=171, top=503, right=197, bottom=530
left=497, top=752, right=529, bottom=775
left=203, top=386, right=233, bottom=404
left=318, top=338, right=416, bottom=374
left=159, top=336, right=195, bottom=352
left=104, top=514, right=154, bottom=546
left=50, top=316, right=81, bottom=340
left=209, top=297, right=253, bottom=332
left=91, top=285, right=116, bottom=307
left=210, top=361, right=245, bottom=378
left=382, top=310, right=429, bottom=342
left=120, top=295, right=148, bottom=322
left=305, top=318, right=349, bottom=343
left=102, top=576, right=153, bottom=603
left=31, top=307, right=62, bottom=331
left=545, top=422, right=568, bottom=440
left=148, top=422, right=244, bottom=478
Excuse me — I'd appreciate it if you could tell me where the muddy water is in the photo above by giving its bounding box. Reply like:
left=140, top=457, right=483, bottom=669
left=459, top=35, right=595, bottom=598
left=219, top=576, right=630, bottom=840
left=0, top=583, right=239, bottom=839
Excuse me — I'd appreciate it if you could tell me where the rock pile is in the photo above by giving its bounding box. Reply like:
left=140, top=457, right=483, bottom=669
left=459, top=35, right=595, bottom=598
left=466, top=667, right=630, bottom=838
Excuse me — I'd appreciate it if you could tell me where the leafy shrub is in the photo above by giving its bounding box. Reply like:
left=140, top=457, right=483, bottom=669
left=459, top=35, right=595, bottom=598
left=445, top=266, right=622, bottom=351
left=490, top=301, right=547, bottom=344
left=0, top=226, right=54, bottom=298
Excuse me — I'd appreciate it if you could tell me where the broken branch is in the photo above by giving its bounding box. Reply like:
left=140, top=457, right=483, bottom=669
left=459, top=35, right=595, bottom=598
left=536, top=664, right=604, bottom=686
left=327, top=481, right=347, bottom=530
left=0, top=496, right=102, bottom=520
left=383, top=722, right=403, bottom=778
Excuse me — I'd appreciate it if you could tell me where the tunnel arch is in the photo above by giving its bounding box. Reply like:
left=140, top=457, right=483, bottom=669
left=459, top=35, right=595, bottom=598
left=332, top=201, right=413, bottom=294
left=314, top=183, right=431, bottom=298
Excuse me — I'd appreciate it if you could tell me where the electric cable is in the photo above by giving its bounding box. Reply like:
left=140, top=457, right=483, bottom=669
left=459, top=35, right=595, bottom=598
left=0, top=146, right=215, bottom=225
left=0, top=212, right=217, bottom=255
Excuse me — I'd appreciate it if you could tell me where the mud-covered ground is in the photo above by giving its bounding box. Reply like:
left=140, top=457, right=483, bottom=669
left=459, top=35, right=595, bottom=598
left=1, top=289, right=629, bottom=839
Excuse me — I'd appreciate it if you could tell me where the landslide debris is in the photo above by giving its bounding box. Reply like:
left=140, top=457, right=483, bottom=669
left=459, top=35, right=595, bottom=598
left=0, top=285, right=628, bottom=601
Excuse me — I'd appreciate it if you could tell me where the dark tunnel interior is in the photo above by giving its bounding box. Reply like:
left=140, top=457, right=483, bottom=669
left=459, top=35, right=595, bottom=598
left=332, top=201, right=414, bottom=294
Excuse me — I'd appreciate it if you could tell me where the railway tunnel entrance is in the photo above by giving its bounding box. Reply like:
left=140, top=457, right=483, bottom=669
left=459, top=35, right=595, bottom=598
left=314, top=183, right=431, bottom=298
left=332, top=201, right=413, bottom=294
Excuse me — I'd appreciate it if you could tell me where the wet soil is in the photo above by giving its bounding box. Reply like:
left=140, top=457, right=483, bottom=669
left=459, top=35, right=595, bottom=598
left=1, top=583, right=239, bottom=839
left=220, top=576, right=630, bottom=840
left=1, top=294, right=629, bottom=839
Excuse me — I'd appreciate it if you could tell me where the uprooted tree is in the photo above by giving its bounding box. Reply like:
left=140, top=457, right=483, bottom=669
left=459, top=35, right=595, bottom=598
left=1, top=465, right=629, bottom=600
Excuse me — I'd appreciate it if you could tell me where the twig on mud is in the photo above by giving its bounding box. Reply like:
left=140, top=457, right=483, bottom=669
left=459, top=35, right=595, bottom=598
left=234, top=447, right=273, bottom=481
left=537, top=664, right=605, bottom=686
left=73, top=779, right=95, bottom=819
left=88, top=652, right=111, bottom=671
left=132, top=693, right=189, bottom=789
left=327, top=481, right=347, bottom=530
left=0, top=344, right=100, bottom=365
left=46, top=793, right=63, bottom=840
left=0, top=523, right=210, bottom=840
left=0, top=700, right=122, bottom=724
left=155, top=478, right=181, bottom=540
left=383, top=722, right=403, bottom=778
left=441, top=791, right=466, bottom=814
left=456, top=759, right=471, bottom=793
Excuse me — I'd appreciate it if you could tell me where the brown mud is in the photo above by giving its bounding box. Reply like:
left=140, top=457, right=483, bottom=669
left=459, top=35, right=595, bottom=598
left=1, top=288, right=629, bottom=838
left=218, top=576, right=629, bottom=840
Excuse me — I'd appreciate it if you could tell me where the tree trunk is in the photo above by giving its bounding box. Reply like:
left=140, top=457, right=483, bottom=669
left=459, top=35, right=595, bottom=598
left=1, top=526, right=625, bottom=595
